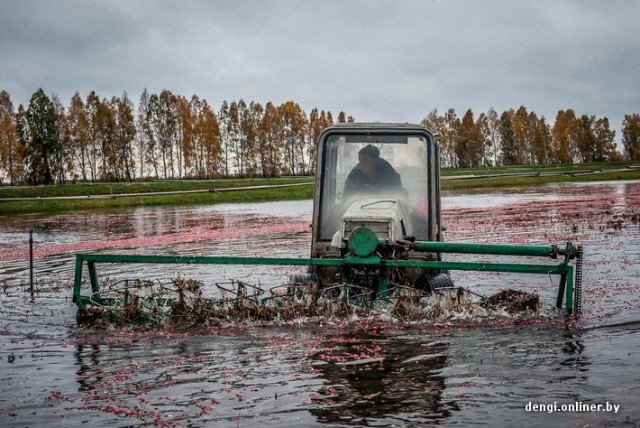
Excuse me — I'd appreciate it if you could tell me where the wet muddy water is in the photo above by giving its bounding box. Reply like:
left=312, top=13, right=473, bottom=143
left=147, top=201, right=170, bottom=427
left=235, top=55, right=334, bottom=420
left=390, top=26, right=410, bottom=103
left=1, top=181, right=639, bottom=426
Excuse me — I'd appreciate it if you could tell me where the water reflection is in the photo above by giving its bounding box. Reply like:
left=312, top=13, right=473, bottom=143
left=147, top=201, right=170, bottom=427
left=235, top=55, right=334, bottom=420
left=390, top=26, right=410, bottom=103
left=65, top=327, right=596, bottom=425
left=557, top=330, right=590, bottom=385
left=75, top=343, right=103, bottom=392
left=309, top=329, right=457, bottom=425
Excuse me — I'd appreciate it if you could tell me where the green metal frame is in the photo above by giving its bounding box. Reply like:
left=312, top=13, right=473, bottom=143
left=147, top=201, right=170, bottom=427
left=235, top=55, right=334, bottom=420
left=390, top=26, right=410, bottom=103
left=72, top=240, right=579, bottom=314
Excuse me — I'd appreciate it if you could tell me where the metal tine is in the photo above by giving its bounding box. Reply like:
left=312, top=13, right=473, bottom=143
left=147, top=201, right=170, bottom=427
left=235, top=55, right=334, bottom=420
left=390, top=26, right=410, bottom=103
left=346, top=291, right=374, bottom=302
left=259, top=295, right=289, bottom=305
left=432, top=286, right=488, bottom=301
left=234, top=279, right=265, bottom=294
left=219, top=279, right=267, bottom=300
left=381, top=283, right=429, bottom=300
left=215, top=281, right=241, bottom=296
left=269, top=284, right=290, bottom=295
left=344, top=284, right=384, bottom=298
left=100, top=279, right=164, bottom=295
left=320, top=284, right=344, bottom=294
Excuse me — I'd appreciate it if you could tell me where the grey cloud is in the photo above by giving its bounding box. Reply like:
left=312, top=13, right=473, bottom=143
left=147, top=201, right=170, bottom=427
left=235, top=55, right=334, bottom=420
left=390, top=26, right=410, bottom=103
left=1, top=0, right=638, bottom=136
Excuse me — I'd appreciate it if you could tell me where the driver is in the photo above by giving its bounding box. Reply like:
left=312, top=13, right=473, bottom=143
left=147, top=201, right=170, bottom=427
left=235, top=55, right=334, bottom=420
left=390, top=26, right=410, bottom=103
left=343, top=144, right=402, bottom=197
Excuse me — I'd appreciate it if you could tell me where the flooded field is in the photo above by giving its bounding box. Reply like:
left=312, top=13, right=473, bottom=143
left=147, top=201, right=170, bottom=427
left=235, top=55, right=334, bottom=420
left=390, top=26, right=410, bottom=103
left=1, top=181, right=639, bottom=426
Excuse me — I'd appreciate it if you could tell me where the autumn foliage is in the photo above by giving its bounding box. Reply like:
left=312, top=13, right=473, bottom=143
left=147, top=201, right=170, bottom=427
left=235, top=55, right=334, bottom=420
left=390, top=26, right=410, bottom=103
left=422, top=106, right=629, bottom=168
left=0, top=88, right=638, bottom=184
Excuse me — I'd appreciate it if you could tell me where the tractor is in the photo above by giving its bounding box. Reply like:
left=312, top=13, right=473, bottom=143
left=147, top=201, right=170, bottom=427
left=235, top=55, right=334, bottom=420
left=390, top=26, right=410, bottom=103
left=72, top=123, right=583, bottom=323
left=308, top=123, right=451, bottom=294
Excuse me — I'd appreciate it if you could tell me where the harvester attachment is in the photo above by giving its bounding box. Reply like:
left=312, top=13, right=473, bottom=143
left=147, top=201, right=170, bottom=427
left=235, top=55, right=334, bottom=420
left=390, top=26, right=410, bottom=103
left=72, top=235, right=583, bottom=325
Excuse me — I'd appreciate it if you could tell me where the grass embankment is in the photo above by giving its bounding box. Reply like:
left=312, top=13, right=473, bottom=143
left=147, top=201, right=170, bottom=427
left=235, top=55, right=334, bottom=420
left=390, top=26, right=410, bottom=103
left=0, top=177, right=314, bottom=215
left=0, top=177, right=312, bottom=198
left=1, top=162, right=639, bottom=215
left=440, top=161, right=638, bottom=177
left=442, top=166, right=640, bottom=191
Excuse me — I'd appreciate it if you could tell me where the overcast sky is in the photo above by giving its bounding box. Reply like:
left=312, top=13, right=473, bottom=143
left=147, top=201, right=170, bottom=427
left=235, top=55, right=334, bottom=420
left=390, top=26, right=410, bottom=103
left=2, top=0, right=639, bottom=135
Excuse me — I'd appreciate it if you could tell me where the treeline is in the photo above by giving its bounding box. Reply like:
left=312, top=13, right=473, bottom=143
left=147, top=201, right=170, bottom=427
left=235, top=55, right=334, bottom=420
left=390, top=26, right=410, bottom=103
left=0, top=88, right=350, bottom=185
left=422, top=107, right=640, bottom=168
left=1, top=88, right=640, bottom=185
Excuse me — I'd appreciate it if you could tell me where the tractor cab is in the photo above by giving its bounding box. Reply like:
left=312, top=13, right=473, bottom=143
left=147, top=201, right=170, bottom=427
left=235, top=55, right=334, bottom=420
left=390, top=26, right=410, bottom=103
left=310, top=123, right=444, bottom=287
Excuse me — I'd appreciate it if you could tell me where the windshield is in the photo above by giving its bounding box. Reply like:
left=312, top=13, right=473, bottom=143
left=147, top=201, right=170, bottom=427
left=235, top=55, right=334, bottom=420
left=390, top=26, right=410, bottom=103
left=318, top=132, right=432, bottom=240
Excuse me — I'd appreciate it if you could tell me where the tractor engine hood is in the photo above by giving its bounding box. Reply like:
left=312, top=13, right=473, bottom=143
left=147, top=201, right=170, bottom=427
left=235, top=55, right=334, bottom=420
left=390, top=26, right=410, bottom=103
left=331, top=198, right=409, bottom=249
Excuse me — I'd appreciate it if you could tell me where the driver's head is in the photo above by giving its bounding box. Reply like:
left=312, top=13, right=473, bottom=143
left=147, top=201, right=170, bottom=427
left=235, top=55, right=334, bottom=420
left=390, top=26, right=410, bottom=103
left=358, top=144, right=379, bottom=175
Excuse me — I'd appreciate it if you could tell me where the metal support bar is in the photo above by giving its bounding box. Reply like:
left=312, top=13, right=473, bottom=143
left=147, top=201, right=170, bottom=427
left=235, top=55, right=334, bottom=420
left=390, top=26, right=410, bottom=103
left=556, top=273, right=567, bottom=309
left=382, top=259, right=568, bottom=274
left=88, top=262, right=99, bottom=294
left=378, top=276, right=388, bottom=299
left=565, top=266, right=574, bottom=313
left=29, top=230, right=34, bottom=297
left=384, top=240, right=564, bottom=258
left=75, top=253, right=343, bottom=266
left=72, top=256, right=83, bottom=303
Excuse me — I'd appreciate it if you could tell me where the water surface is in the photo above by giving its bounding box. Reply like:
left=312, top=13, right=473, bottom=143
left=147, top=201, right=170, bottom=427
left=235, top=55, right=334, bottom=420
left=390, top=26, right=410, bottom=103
left=1, top=181, right=639, bottom=426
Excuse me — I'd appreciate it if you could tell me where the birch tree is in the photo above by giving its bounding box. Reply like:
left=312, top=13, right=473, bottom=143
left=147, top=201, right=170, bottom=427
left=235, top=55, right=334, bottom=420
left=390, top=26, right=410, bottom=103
left=0, top=90, right=25, bottom=185
left=622, top=113, right=640, bottom=161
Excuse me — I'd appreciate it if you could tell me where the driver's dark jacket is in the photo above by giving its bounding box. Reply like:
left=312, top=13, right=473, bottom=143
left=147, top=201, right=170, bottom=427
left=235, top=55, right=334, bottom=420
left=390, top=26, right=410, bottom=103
left=343, top=158, right=402, bottom=197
